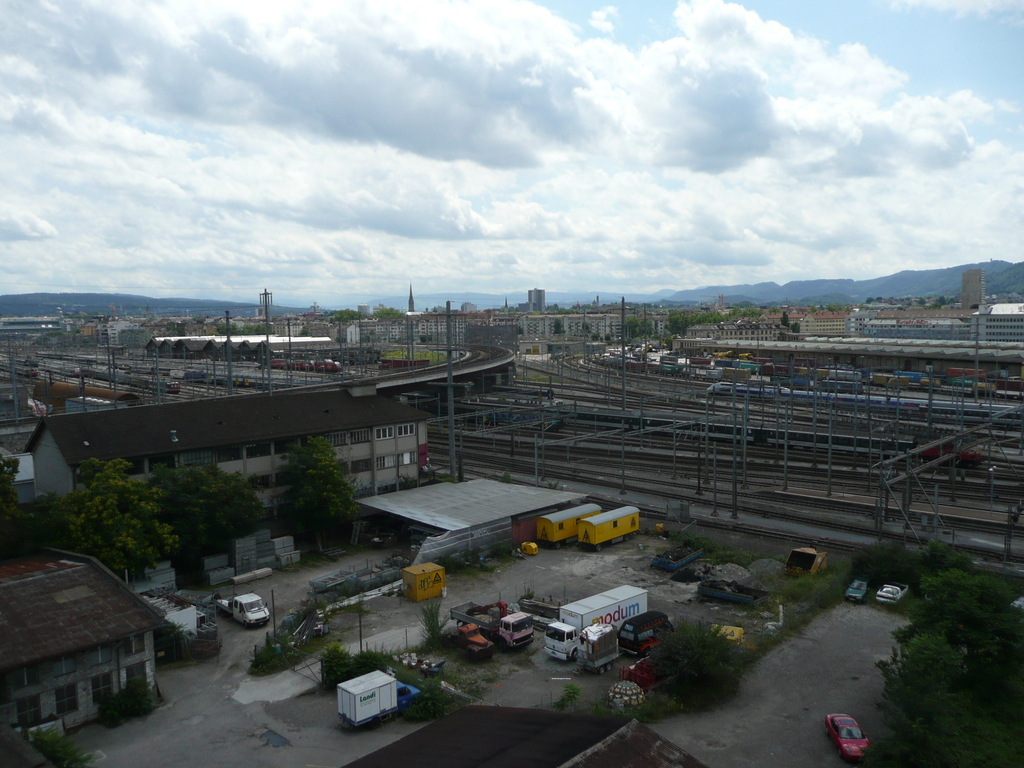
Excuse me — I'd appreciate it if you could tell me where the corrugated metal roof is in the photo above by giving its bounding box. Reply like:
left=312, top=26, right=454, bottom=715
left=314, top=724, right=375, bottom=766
left=0, top=551, right=165, bottom=673
left=358, top=480, right=584, bottom=531
left=27, top=389, right=428, bottom=465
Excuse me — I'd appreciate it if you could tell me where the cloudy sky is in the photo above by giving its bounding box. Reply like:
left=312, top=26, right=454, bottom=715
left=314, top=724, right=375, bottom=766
left=2, top=0, right=1023, bottom=309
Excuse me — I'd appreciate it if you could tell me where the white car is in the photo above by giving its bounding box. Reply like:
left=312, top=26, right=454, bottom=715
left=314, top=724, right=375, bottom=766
left=875, top=583, right=908, bottom=603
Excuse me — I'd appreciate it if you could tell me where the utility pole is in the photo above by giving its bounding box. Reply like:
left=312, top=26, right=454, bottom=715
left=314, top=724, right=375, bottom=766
left=620, top=297, right=626, bottom=412
left=260, top=289, right=273, bottom=394
left=446, top=302, right=456, bottom=481
left=225, top=310, right=234, bottom=395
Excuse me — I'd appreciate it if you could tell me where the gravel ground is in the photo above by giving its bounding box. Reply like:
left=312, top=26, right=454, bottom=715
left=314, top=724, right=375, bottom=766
left=69, top=535, right=906, bottom=768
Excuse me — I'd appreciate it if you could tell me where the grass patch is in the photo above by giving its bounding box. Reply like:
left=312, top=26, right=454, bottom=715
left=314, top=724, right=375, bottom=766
left=670, top=531, right=772, bottom=568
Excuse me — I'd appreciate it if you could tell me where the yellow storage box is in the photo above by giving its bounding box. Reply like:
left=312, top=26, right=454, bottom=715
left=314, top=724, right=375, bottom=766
left=402, top=563, right=446, bottom=602
left=577, top=506, right=640, bottom=551
left=520, top=542, right=539, bottom=556
left=535, top=503, right=602, bottom=548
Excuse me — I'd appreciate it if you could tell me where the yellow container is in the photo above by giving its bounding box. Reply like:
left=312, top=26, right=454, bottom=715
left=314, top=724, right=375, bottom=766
left=578, top=506, right=640, bottom=551
left=402, top=563, right=446, bottom=602
left=520, top=542, right=539, bottom=555
left=655, top=523, right=665, bottom=534
left=536, top=503, right=602, bottom=547
left=713, top=625, right=745, bottom=643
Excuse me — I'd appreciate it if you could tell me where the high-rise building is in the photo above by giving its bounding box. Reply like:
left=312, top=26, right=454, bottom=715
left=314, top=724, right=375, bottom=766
left=961, top=269, right=985, bottom=309
left=527, top=288, right=546, bottom=313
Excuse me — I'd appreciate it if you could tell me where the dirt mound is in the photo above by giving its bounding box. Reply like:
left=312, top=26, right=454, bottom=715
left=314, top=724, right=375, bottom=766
left=747, top=558, right=785, bottom=577
left=671, top=562, right=751, bottom=584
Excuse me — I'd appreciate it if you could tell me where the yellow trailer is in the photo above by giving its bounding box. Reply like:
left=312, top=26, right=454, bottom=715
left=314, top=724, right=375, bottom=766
left=578, top=506, right=640, bottom=551
left=536, top=503, right=602, bottom=548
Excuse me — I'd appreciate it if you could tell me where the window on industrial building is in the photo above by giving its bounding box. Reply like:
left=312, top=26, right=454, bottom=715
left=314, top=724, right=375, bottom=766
left=375, top=454, right=397, bottom=470
left=126, top=634, right=145, bottom=655
left=399, top=452, right=414, bottom=465
left=246, top=442, right=271, bottom=458
left=397, top=423, right=416, bottom=437
left=274, top=439, right=298, bottom=454
left=215, top=446, right=242, bottom=462
left=11, top=666, right=38, bottom=688
left=126, top=458, right=146, bottom=475
left=375, top=426, right=394, bottom=440
left=16, top=695, right=41, bottom=728
left=178, top=449, right=213, bottom=467
left=327, top=431, right=347, bottom=447
left=55, top=683, right=78, bottom=715
left=125, top=662, right=147, bottom=683
left=148, top=454, right=175, bottom=471
left=252, top=474, right=275, bottom=488
left=53, top=656, right=76, bottom=676
left=350, top=458, right=372, bottom=473
left=91, top=673, right=113, bottom=704
left=350, top=429, right=370, bottom=444
left=88, top=646, right=112, bottom=666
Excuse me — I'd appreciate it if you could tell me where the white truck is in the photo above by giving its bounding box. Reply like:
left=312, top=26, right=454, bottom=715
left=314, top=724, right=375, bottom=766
left=544, top=586, right=647, bottom=661
left=577, top=623, right=620, bottom=674
left=215, top=592, right=270, bottom=628
left=337, top=670, right=420, bottom=727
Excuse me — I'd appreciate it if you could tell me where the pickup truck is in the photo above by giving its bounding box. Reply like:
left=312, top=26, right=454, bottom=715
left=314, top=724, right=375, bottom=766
left=215, top=592, right=271, bottom=627
left=875, top=583, right=909, bottom=604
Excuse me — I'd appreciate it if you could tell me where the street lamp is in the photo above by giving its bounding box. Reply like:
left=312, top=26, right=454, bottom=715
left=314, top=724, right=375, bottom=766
left=989, top=466, right=996, bottom=517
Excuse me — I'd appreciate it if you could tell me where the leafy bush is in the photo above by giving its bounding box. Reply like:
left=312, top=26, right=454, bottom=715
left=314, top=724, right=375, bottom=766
left=403, top=680, right=448, bottom=721
left=28, top=728, right=96, bottom=768
left=250, top=641, right=282, bottom=675
left=419, top=602, right=449, bottom=651
left=553, top=683, right=582, bottom=712
left=98, top=678, right=154, bottom=726
left=321, top=645, right=392, bottom=689
left=850, top=542, right=918, bottom=589
left=499, top=471, right=513, bottom=484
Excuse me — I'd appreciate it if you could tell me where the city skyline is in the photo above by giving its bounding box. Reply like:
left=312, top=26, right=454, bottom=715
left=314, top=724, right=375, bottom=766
left=2, top=0, right=1022, bottom=307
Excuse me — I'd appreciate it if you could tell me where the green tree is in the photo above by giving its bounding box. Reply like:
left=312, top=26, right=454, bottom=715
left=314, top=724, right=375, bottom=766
left=552, top=318, right=565, bottom=335
left=331, top=309, right=361, bottom=322
left=53, top=459, right=177, bottom=574
left=0, top=457, right=20, bottom=554
left=277, top=437, right=357, bottom=549
left=780, top=311, right=790, bottom=328
left=651, top=621, right=737, bottom=685
left=374, top=307, right=404, bottom=319
left=28, top=728, right=96, bottom=768
left=149, top=464, right=264, bottom=567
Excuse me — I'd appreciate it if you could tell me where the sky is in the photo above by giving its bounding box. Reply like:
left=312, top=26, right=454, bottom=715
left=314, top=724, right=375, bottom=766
left=2, top=0, right=1023, bottom=309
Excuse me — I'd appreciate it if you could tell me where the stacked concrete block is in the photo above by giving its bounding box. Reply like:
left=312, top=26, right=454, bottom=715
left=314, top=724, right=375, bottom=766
left=271, top=536, right=300, bottom=567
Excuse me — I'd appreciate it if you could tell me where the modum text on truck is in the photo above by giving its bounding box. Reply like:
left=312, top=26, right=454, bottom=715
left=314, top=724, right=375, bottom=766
left=544, top=586, right=647, bottom=661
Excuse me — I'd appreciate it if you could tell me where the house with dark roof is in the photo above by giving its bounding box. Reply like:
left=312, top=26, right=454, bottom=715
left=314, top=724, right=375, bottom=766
left=344, top=705, right=712, bottom=768
left=26, top=387, right=430, bottom=503
left=0, top=550, right=165, bottom=730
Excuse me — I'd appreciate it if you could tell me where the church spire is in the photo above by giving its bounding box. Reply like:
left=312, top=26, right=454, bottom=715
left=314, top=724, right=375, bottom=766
left=408, top=283, right=415, bottom=313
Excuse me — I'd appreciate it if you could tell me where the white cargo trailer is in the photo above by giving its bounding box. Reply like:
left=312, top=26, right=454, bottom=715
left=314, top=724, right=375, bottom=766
left=337, top=670, right=420, bottom=727
left=558, top=586, right=647, bottom=631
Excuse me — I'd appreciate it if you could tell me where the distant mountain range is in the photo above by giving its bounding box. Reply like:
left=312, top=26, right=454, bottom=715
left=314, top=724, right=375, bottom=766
left=666, top=260, right=1023, bottom=305
left=2, top=260, right=1021, bottom=317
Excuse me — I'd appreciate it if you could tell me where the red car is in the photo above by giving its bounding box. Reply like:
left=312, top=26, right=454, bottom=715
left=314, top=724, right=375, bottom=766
left=825, top=714, right=870, bottom=762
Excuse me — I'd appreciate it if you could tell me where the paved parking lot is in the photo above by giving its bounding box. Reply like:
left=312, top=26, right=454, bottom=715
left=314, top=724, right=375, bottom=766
left=71, top=536, right=904, bottom=768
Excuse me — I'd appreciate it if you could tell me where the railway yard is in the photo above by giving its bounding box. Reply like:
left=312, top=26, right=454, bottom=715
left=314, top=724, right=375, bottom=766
left=3, top=343, right=1024, bottom=567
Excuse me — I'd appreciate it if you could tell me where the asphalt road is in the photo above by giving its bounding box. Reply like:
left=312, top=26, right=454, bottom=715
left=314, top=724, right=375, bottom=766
left=70, top=537, right=905, bottom=768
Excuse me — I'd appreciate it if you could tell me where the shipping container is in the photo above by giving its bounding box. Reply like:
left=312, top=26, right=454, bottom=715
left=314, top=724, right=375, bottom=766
left=558, top=585, right=648, bottom=631
left=535, top=503, right=602, bottom=548
left=577, top=506, right=640, bottom=551
left=337, top=671, right=419, bottom=727
left=402, top=563, right=446, bottom=602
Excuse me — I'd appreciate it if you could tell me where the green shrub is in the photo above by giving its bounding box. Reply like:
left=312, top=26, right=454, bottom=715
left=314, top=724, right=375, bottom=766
left=28, top=728, right=96, bottom=768
left=499, top=471, right=513, bottom=484
left=98, top=678, right=154, bottom=726
left=553, top=683, right=582, bottom=712
left=419, top=601, right=449, bottom=651
left=250, top=641, right=282, bottom=675
left=403, top=680, right=448, bottom=721
left=321, top=645, right=391, bottom=689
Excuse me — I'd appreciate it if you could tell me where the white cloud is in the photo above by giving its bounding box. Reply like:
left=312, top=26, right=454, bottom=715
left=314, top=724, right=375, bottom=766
left=589, top=6, right=619, bottom=35
left=888, top=0, right=1024, bottom=18
left=0, top=0, right=1019, bottom=303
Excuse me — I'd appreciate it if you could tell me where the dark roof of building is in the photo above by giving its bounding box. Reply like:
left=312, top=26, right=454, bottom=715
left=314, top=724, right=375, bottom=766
left=0, top=726, right=56, bottom=768
left=343, top=707, right=711, bottom=768
left=26, top=389, right=428, bottom=465
left=0, top=550, right=166, bottom=674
